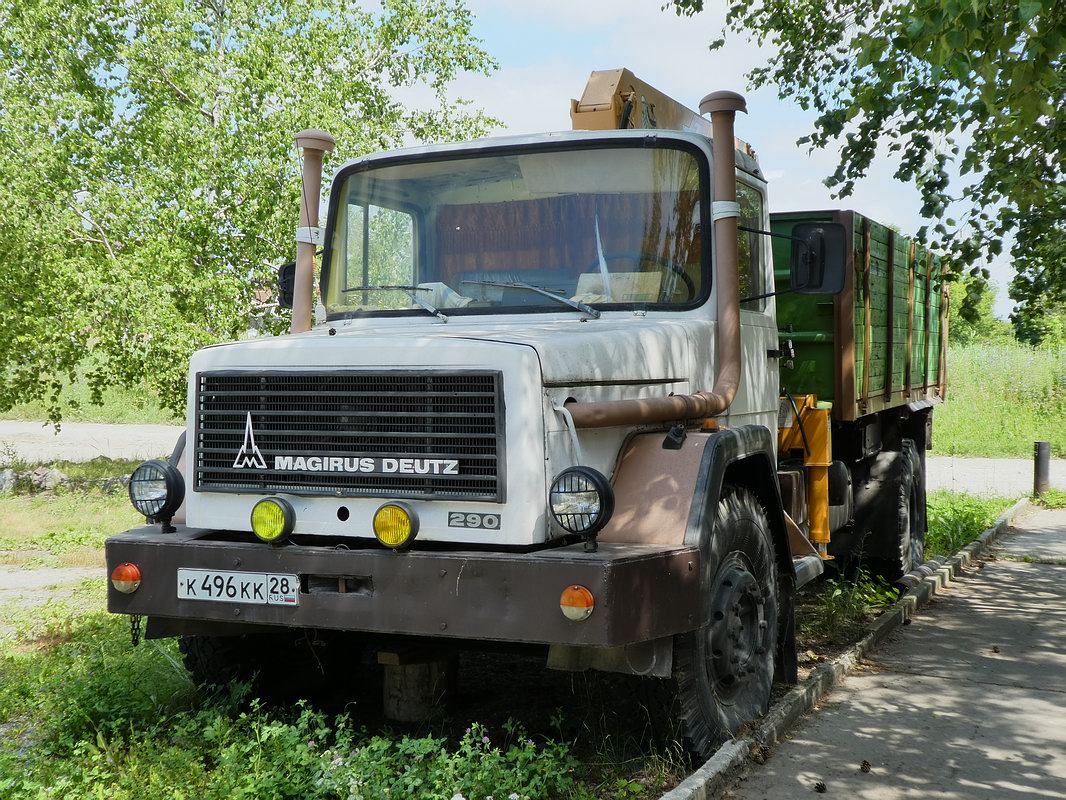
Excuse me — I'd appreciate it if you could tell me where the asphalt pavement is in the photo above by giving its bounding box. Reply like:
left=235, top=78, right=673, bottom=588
left=926, top=455, right=1066, bottom=496
left=721, top=505, right=1066, bottom=800
left=0, top=421, right=182, bottom=463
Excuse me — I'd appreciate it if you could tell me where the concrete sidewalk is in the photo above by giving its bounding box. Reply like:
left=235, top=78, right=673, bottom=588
left=723, top=505, right=1066, bottom=800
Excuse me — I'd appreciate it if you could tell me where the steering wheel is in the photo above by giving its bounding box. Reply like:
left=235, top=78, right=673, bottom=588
left=583, top=251, right=697, bottom=302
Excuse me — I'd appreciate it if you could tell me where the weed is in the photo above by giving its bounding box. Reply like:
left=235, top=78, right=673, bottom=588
left=801, top=569, right=899, bottom=643
left=1035, top=488, right=1066, bottom=509
left=926, top=491, right=1013, bottom=556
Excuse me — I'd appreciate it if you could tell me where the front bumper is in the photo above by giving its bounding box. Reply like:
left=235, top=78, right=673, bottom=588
left=106, top=526, right=700, bottom=647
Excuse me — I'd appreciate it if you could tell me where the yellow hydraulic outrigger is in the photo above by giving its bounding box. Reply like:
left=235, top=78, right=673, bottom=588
left=779, top=395, right=834, bottom=560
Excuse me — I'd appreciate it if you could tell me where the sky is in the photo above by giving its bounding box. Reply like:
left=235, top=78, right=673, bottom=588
left=431, top=0, right=1016, bottom=318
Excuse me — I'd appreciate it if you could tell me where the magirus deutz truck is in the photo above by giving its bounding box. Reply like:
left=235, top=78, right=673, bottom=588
left=107, top=69, right=947, bottom=758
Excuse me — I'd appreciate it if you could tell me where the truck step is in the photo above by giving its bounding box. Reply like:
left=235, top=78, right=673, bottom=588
left=793, top=554, right=824, bottom=589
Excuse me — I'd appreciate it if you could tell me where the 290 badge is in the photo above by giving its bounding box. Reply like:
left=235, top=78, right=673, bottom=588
left=448, top=512, right=501, bottom=530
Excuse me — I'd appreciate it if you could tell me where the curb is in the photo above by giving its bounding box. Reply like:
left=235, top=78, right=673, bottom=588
left=660, top=496, right=1032, bottom=800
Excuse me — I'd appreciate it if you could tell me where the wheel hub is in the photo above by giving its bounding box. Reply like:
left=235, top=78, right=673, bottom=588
left=706, top=555, right=770, bottom=695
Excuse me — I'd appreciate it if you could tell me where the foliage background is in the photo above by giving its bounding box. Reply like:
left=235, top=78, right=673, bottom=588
left=0, top=0, right=496, bottom=422
left=669, top=0, right=1064, bottom=341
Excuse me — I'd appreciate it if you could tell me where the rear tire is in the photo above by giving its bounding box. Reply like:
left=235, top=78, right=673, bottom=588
left=647, top=486, right=779, bottom=761
left=868, top=438, right=925, bottom=581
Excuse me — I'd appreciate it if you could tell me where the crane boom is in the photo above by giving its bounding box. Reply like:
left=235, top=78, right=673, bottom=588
left=571, top=68, right=755, bottom=159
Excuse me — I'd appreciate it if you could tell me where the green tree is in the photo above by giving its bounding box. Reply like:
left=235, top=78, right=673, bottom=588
left=669, top=1, right=1064, bottom=322
left=946, top=278, right=1010, bottom=345
left=0, top=0, right=495, bottom=422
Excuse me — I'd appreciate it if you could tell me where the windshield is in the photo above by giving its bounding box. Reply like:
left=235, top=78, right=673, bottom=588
left=322, top=142, right=708, bottom=319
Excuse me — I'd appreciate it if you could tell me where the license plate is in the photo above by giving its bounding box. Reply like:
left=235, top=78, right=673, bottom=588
left=176, top=569, right=300, bottom=606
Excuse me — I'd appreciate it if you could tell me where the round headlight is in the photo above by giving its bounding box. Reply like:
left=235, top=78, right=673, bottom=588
left=128, top=459, right=184, bottom=521
left=251, top=497, right=296, bottom=545
left=549, top=466, right=614, bottom=536
left=373, top=502, right=419, bottom=550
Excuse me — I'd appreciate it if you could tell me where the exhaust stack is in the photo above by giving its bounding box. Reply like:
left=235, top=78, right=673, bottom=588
left=291, top=129, right=336, bottom=334
left=565, top=91, right=748, bottom=428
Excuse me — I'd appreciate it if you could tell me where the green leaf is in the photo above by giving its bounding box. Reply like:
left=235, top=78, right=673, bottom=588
left=1019, top=0, right=1042, bottom=23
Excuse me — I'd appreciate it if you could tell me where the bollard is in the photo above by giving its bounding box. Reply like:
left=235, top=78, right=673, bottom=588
left=1034, top=441, right=1050, bottom=497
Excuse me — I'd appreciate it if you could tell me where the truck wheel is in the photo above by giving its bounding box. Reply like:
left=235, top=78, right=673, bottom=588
left=870, top=438, right=925, bottom=581
left=649, top=486, right=779, bottom=761
left=179, top=631, right=357, bottom=699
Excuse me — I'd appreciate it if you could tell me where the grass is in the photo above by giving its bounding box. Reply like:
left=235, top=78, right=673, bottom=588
left=0, top=589, right=681, bottom=799
left=0, top=373, right=178, bottom=425
left=1036, top=488, right=1066, bottom=509
left=934, top=342, right=1066, bottom=458
left=925, top=490, right=1014, bottom=556
left=0, top=492, right=140, bottom=568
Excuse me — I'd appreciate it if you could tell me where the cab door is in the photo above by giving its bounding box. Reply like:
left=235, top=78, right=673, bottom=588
left=721, top=177, right=779, bottom=438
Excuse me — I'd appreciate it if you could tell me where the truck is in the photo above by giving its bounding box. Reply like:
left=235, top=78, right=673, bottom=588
left=107, top=68, right=947, bottom=760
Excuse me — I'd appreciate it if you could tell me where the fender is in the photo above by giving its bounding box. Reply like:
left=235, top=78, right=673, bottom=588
left=683, top=425, right=792, bottom=588
left=599, top=424, right=798, bottom=682
left=601, top=425, right=792, bottom=581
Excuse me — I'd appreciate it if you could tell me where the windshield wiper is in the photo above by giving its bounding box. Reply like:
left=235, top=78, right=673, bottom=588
left=460, top=279, right=600, bottom=319
left=341, top=284, right=431, bottom=293
left=341, top=284, right=447, bottom=323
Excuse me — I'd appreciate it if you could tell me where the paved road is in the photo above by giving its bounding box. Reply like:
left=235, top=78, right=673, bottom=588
left=926, top=455, right=1066, bottom=496
left=723, top=505, right=1066, bottom=800
left=0, top=421, right=182, bottom=463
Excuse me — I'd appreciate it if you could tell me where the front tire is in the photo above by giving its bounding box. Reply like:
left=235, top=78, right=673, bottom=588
left=650, top=486, right=779, bottom=760
left=179, top=630, right=359, bottom=700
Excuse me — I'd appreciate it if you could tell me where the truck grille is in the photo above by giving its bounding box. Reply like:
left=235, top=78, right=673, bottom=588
left=194, top=370, right=504, bottom=502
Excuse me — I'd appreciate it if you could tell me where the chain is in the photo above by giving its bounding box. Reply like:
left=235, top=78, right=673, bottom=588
left=130, top=614, right=142, bottom=647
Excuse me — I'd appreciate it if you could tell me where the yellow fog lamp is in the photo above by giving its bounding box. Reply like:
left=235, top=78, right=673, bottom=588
left=373, top=502, right=419, bottom=550
left=250, top=497, right=295, bottom=545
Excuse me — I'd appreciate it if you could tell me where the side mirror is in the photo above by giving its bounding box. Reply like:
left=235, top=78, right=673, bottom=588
left=277, top=261, right=295, bottom=309
left=790, top=222, right=846, bottom=295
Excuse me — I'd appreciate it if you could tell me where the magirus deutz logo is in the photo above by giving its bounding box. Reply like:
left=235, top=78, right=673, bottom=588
left=232, top=412, right=459, bottom=476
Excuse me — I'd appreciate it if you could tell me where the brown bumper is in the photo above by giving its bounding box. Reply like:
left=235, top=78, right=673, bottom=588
left=106, top=527, right=700, bottom=647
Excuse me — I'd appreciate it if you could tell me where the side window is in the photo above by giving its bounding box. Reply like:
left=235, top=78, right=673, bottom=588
left=343, top=202, right=415, bottom=289
left=737, top=182, right=765, bottom=311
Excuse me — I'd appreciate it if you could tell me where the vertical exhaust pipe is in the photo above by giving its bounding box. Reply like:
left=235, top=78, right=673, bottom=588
left=564, top=91, right=747, bottom=428
left=291, top=129, right=336, bottom=334
left=697, top=89, right=747, bottom=414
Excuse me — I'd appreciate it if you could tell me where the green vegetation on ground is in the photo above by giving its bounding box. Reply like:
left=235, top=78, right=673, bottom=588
left=0, top=589, right=680, bottom=799
left=925, top=490, right=1014, bottom=557
left=0, top=492, right=138, bottom=568
left=0, top=586, right=587, bottom=800
left=933, top=342, right=1066, bottom=458
left=798, top=569, right=899, bottom=645
left=1036, top=489, right=1066, bottom=510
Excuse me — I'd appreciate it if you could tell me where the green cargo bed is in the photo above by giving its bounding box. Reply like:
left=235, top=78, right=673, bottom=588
left=770, top=210, right=948, bottom=422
